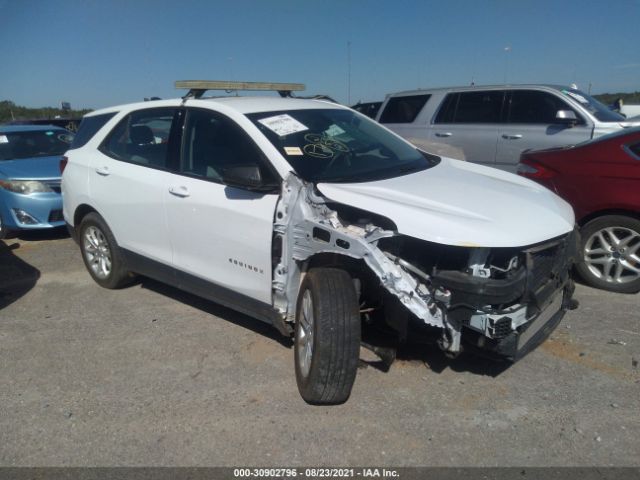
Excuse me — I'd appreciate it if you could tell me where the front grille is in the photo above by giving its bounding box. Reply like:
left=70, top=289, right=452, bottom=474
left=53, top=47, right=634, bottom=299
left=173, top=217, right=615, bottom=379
left=525, top=230, right=576, bottom=300
left=42, top=179, right=61, bottom=193
left=48, top=209, right=64, bottom=222
left=529, top=244, right=561, bottom=291
left=488, top=316, right=512, bottom=338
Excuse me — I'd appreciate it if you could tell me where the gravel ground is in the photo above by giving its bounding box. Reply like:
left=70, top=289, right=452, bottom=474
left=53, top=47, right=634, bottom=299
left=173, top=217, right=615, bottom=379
left=0, top=231, right=638, bottom=466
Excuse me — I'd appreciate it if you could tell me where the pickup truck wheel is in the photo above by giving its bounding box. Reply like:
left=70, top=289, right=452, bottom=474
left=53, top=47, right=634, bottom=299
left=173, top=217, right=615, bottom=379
left=294, top=268, right=361, bottom=404
left=78, top=212, right=133, bottom=289
left=576, top=215, right=640, bottom=293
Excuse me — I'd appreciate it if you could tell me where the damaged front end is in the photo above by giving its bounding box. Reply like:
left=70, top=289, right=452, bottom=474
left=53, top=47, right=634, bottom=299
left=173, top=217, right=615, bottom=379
left=272, top=173, right=577, bottom=361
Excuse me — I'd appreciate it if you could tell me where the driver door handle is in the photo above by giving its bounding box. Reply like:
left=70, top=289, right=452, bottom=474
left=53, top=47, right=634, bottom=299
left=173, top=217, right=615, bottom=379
left=435, top=132, right=452, bottom=137
left=168, top=186, right=190, bottom=198
left=95, top=167, right=110, bottom=176
left=502, top=134, right=523, bottom=140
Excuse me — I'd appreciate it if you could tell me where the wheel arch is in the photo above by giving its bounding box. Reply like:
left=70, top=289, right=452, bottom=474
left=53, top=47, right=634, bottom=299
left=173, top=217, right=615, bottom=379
left=74, top=203, right=100, bottom=227
left=578, top=208, right=640, bottom=227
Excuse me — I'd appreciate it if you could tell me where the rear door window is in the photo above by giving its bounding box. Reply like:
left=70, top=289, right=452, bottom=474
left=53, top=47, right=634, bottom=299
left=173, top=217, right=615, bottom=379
left=379, top=94, right=431, bottom=123
left=507, top=90, right=583, bottom=124
left=434, top=91, right=505, bottom=124
left=99, top=108, right=179, bottom=169
left=454, top=91, right=505, bottom=123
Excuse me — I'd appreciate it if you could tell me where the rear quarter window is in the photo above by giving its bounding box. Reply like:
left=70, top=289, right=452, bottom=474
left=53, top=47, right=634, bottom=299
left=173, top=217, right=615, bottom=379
left=69, top=112, right=117, bottom=149
left=379, top=94, right=431, bottom=123
left=627, top=142, right=640, bottom=160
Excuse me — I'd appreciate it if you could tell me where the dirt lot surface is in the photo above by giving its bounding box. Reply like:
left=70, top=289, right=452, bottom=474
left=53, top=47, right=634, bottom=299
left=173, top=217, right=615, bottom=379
left=1, top=232, right=638, bottom=466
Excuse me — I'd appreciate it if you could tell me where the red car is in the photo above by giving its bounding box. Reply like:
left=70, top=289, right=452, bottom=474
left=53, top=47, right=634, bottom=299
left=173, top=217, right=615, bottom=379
left=518, top=127, right=640, bottom=293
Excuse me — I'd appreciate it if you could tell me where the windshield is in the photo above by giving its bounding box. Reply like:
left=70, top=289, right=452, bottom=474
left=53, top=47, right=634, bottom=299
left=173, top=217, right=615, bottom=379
left=247, top=108, right=438, bottom=183
left=558, top=88, right=626, bottom=123
left=0, top=129, right=74, bottom=161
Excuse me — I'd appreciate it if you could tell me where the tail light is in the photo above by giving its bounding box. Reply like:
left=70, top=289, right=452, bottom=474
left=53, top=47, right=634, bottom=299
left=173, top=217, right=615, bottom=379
left=517, top=159, right=556, bottom=179
left=60, top=156, right=68, bottom=174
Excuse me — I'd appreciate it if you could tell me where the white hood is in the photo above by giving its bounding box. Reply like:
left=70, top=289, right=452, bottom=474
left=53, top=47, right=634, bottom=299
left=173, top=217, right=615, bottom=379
left=317, top=158, right=575, bottom=248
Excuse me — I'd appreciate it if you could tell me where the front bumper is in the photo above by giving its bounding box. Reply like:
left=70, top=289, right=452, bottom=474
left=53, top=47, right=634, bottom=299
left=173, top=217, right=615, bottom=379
left=462, top=279, right=574, bottom=361
left=435, top=229, right=579, bottom=361
left=0, top=190, right=64, bottom=231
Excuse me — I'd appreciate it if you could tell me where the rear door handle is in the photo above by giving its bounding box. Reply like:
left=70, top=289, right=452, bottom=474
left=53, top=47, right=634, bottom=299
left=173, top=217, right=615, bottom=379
left=168, top=186, right=190, bottom=198
left=435, top=132, right=452, bottom=138
left=95, top=167, right=110, bottom=176
left=502, top=134, right=523, bottom=140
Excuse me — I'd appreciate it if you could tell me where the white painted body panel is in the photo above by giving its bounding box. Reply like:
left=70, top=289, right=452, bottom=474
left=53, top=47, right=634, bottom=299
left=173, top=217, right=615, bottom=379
left=164, top=175, right=278, bottom=303
left=318, top=157, right=575, bottom=248
left=89, top=150, right=173, bottom=265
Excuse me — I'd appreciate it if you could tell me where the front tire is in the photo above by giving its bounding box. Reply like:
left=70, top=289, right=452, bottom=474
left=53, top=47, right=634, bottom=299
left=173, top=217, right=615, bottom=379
left=78, top=212, right=133, bottom=289
left=576, top=215, right=640, bottom=293
left=294, top=268, right=361, bottom=405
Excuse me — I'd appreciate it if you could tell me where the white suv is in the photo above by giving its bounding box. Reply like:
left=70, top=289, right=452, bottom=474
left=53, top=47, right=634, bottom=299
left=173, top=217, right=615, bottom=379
left=63, top=81, right=578, bottom=404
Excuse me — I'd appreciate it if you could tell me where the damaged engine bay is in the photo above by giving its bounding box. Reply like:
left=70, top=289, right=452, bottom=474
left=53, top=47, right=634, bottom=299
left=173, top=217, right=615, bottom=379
left=272, top=174, right=578, bottom=361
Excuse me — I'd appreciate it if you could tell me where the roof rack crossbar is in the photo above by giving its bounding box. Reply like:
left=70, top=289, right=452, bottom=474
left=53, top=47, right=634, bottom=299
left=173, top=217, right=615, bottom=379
left=175, top=80, right=306, bottom=99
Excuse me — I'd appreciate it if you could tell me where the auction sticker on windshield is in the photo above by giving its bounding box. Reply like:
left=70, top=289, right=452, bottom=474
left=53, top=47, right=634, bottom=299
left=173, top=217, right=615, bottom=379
left=0, top=135, right=8, bottom=144
left=284, top=146, right=303, bottom=156
left=258, top=114, right=308, bottom=136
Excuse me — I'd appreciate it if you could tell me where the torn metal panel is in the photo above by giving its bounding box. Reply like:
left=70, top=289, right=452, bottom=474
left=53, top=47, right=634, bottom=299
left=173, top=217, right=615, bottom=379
left=272, top=173, right=446, bottom=329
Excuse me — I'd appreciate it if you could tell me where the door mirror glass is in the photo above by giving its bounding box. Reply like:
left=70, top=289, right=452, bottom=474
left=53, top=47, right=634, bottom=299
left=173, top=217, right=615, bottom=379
left=221, top=164, right=276, bottom=191
left=555, top=110, right=578, bottom=124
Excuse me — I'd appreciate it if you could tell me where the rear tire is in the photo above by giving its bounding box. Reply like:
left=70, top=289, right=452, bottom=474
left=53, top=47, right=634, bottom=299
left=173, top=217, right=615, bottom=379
left=294, top=268, right=361, bottom=405
left=576, top=215, right=640, bottom=293
left=78, top=212, right=134, bottom=289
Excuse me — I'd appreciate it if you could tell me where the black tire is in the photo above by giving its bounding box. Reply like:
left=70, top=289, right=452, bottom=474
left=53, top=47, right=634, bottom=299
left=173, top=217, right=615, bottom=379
left=78, top=212, right=134, bottom=289
left=0, top=211, right=16, bottom=240
left=576, top=215, right=640, bottom=293
left=294, top=268, right=361, bottom=405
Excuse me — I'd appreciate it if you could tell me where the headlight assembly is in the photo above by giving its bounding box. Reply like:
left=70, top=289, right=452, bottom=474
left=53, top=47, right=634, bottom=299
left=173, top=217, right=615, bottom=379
left=0, top=180, right=54, bottom=194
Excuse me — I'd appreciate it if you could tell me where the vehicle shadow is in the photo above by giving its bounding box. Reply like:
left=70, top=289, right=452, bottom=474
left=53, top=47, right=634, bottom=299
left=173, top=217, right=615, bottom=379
left=396, top=342, right=512, bottom=377
left=139, top=276, right=510, bottom=377
left=13, top=227, right=69, bottom=242
left=360, top=326, right=511, bottom=378
left=0, top=240, right=41, bottom=310
left=139, top=277, right=293, bottom=348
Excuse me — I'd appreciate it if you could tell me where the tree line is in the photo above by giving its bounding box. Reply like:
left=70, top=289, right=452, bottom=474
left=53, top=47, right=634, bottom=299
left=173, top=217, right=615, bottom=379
left=593, top=92, right=640, bottom=106
left=0, top=100, right=92, bottom=124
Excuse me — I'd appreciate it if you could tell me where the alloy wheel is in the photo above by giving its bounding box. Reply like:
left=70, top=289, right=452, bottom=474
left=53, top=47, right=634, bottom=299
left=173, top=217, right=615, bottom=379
left=83, top=225, right=112, bottom=279
left=584, top=226, right=640, bottom=284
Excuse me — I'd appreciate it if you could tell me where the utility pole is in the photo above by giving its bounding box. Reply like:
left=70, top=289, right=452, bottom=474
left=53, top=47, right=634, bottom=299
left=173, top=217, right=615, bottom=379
left=347, top=41, right=352, bottom=105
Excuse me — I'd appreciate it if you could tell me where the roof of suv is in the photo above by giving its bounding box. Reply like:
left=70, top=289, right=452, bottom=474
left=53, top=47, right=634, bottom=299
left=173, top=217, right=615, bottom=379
left=387, top=84, right=572, bottom=97
left=85, top=96, right=345, bottom=117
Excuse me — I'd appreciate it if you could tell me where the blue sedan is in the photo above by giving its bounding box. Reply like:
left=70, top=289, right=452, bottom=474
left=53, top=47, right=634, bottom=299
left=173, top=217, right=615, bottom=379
left=0, top=124, right=74, bottom=238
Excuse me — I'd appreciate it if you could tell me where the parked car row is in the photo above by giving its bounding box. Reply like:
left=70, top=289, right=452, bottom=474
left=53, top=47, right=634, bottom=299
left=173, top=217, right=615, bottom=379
left=1, top=81, right=637, bottom=406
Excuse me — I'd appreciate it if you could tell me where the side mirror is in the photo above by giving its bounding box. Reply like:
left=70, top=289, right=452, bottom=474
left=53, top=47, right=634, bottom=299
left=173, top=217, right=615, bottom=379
left=221, top=164, right=278, bottom=192
left=555, top=110, right=578, bottom=125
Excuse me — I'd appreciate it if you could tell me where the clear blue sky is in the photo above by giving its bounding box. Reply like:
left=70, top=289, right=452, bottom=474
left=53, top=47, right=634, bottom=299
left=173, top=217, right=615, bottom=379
left=2, top=0, right=639, bottom=110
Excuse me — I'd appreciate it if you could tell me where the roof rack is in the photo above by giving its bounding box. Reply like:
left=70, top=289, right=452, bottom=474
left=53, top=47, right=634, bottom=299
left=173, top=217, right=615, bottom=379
left=175, top=80, right=306, bottom=99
